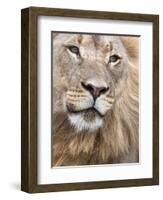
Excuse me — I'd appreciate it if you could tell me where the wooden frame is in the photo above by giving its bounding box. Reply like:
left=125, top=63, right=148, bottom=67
left=21, top=6, right=159, bottom=193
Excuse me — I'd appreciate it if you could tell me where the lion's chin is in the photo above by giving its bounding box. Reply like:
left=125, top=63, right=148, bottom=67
left=68, top=111, right=103, bottom=133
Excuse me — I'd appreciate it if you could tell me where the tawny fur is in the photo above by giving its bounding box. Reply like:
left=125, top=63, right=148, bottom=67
left=52, top=34, right=139, bottom=166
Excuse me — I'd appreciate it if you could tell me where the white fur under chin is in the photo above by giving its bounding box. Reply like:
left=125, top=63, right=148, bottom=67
left=68, top=113, right=103, bottom=133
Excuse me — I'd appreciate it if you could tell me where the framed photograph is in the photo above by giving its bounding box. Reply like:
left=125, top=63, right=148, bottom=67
left=21, top=7, right=159, bottom=193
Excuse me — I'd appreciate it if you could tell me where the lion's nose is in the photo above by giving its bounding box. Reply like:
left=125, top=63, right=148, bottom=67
left=81, top=82, right=109, bottom=100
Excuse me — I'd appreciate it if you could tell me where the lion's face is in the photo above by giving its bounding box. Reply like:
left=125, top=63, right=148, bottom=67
left=53, top=34, right=129, bottom=132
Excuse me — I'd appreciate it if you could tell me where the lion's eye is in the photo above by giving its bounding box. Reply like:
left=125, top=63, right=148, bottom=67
left=109, top=55, right=121, bottom=63
left=67, top=45, right=80, bottom=56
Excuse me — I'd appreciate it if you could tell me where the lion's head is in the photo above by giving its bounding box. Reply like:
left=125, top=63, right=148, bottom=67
left=52, top=33, right=139, bottom=166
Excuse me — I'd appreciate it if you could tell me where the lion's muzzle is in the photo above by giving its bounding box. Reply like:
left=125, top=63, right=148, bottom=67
left=66, top=78, right=115, bottom=118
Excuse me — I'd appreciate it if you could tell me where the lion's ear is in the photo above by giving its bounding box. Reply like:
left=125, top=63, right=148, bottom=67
left=121, top=37, right=139, bottom=60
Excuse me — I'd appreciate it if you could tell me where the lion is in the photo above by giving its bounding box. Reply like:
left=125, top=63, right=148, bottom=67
left=52, top=33, right=139, bottom=166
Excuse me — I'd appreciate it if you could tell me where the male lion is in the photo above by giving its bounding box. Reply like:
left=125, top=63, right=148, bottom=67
left=52, top=33, right=139, bottom=166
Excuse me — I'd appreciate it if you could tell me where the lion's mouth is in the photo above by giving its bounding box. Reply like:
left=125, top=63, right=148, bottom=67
left=67, top=106, right=104, bottom=118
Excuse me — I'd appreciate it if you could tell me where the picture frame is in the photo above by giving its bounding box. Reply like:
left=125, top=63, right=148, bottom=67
left=21, top=7, right=159, bottom=193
